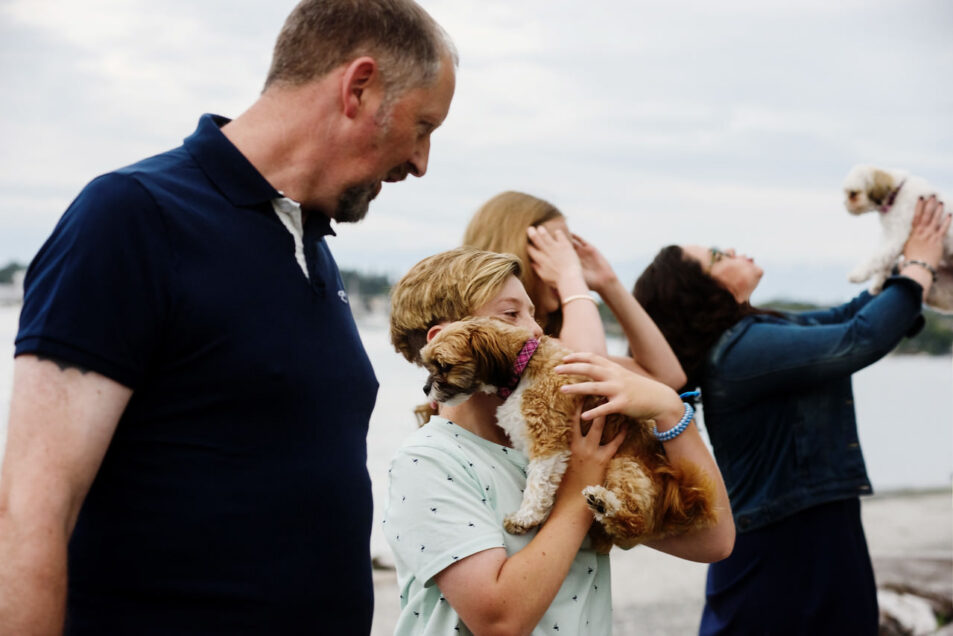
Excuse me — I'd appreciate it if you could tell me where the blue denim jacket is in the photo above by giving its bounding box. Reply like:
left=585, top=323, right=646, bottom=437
left=700, top=276, right=924, bottom=533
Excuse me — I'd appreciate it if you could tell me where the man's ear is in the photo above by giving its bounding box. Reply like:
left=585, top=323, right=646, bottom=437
left=340, top=56, right=379, bottom=119
left=426, top=324, right=445, bottom=343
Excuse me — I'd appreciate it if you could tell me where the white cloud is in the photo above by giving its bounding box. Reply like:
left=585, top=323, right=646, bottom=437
left=0, top=0, right=950, bottom=301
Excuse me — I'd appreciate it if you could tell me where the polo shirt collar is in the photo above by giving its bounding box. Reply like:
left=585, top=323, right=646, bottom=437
left=309, top=207, right=335, bottom=237
left=184, top=113, right=280, bottom=208
left=274, top=194, right=336, bottom=239
left=186, top=114, right=337, bottom=238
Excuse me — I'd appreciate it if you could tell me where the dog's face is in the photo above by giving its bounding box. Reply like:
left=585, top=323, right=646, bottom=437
left=419, top=317, right=530, bottom=406
left=843, top=164, right=898, bottom=215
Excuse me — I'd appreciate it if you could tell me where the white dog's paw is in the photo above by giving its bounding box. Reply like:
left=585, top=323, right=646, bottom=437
left=869, top=273, right=888, bottom=294
left=503, top=511, right=539, bottom=535
left=582, top=486, right=623, bottom=522
left=848, top=267, right=871, bottom=284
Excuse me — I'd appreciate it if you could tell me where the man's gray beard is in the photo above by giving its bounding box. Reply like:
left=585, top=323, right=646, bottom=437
left=334, top=183, right=376, bottom=224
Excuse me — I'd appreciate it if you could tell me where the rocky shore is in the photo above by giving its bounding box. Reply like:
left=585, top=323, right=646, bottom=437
left=371, top=489, right=952, bottom=635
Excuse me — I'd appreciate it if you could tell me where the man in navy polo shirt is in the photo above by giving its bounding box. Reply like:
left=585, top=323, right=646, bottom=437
left=0, top=1, right=456, bottom=633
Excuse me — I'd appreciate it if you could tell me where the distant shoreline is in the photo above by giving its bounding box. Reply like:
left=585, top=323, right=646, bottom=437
left=866, top=486, right=953, bottom=499
left=3, top=269, right=953, bottom=355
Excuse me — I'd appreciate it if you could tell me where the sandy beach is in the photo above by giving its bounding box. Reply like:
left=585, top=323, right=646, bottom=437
left=371, top=489, right=953, bottom=635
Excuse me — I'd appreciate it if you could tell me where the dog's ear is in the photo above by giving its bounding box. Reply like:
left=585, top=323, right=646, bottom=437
left=420, top=324, right=468, bottom=387
left=867, top=169, right=896, bottom=206
left=420, top=322, right=459, bottom=366
left=464, top=319, right=521, bottom=388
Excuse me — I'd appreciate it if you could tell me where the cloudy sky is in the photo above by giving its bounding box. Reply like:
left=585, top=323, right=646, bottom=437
left=2, top=0, right=951, bottom=303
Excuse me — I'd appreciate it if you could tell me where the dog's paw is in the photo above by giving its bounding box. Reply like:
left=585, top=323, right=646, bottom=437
left=848, top=267, right=870, bottom=284
left=582, top=486, right=622, bottom=522
left=869, top=273, right=888, bottom=294
left=503, top=512, right=537, bottom=535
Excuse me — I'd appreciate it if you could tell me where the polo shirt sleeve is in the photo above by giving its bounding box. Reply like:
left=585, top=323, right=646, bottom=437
left=384, top=444, right=507, bottom=588
left=15, top=172, right=171, bottom=389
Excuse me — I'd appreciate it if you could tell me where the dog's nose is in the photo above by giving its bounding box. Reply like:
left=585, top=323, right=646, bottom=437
left=422, top=379, right=433, bottom=396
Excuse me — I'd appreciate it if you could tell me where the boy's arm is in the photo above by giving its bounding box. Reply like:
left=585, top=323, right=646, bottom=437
left=434, top=414, right=622, bottom=636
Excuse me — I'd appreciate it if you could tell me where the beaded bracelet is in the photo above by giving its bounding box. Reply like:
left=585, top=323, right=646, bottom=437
left=652, top=390, right=700, bottom=442
left=901, top=259, right=938, bottom=283
left=561, top=294, right=599, bottom=307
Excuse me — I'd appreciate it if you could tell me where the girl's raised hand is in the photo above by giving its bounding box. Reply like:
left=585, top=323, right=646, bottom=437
left=526, top=225, right=585, bottom=290
left=571, top=233, right=617, bottom=293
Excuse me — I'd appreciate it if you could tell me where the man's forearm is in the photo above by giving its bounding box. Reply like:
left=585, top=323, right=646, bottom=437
left=0, top=514, right=68, bottom=634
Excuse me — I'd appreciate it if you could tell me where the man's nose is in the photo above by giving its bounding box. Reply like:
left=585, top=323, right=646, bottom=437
left=408, top=137, right=431, bottom=178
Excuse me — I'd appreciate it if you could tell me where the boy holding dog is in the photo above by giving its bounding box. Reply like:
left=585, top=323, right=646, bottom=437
left=385, top=247, right=734, bottom=634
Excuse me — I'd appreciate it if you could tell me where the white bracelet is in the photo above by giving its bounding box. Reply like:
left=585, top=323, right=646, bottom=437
left=561, top=294, right=598, bottom=307
left=901, top=259, right=938, bottom=283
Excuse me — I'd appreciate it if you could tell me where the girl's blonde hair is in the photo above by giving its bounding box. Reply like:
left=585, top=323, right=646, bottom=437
left=390, top=247, right=522, bottom=425
left=462, top=191, right=564, bottom=335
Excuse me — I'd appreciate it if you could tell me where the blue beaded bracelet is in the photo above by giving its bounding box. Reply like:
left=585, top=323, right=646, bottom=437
left=652, top=390, right=700, bottom=442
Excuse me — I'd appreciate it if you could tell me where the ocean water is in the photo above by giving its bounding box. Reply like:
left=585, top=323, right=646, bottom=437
left=0, top=305, right=950, bottom=563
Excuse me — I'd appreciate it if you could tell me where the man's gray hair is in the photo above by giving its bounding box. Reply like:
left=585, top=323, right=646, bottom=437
left=264, top=0, right=458, bottom=98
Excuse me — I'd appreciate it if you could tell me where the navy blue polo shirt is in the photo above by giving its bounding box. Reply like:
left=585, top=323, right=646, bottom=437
left=16, top=114, right=379, bottom=634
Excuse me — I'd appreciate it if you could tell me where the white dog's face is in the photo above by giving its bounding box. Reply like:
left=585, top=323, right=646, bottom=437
left=843, top=164, right=899, bottom=215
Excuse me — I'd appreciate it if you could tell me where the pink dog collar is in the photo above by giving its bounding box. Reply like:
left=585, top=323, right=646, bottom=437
left=879, top=179, right=905, bottom=213
left=498, top=338, right=539, bottom=400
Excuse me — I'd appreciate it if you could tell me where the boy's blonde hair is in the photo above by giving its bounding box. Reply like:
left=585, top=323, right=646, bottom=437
left=462, top=191, right=564, bottom=335
left=390, top=247, right=522, bottom=365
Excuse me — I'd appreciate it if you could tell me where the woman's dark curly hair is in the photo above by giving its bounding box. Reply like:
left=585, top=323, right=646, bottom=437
left=634, top=245, right=778, bottom=389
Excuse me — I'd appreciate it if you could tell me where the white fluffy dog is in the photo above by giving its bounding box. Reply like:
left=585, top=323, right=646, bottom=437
left=842, top=164, right=952, bottom=312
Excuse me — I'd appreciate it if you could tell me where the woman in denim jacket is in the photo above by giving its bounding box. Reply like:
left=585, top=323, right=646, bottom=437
left=632, top=196, right=949, bottom=635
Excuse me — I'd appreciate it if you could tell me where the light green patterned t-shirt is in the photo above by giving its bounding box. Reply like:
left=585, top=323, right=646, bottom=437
left=382, top=416, right=612, bottom=635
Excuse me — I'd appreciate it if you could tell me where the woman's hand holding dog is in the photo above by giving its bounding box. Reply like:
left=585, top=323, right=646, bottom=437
left=901, top=195, right=950, bottom=300
left=555, top=352, right=683, bottom=427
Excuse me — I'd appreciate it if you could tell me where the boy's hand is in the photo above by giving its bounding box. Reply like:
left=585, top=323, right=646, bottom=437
left=559, top=405, right=625, bottom=496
